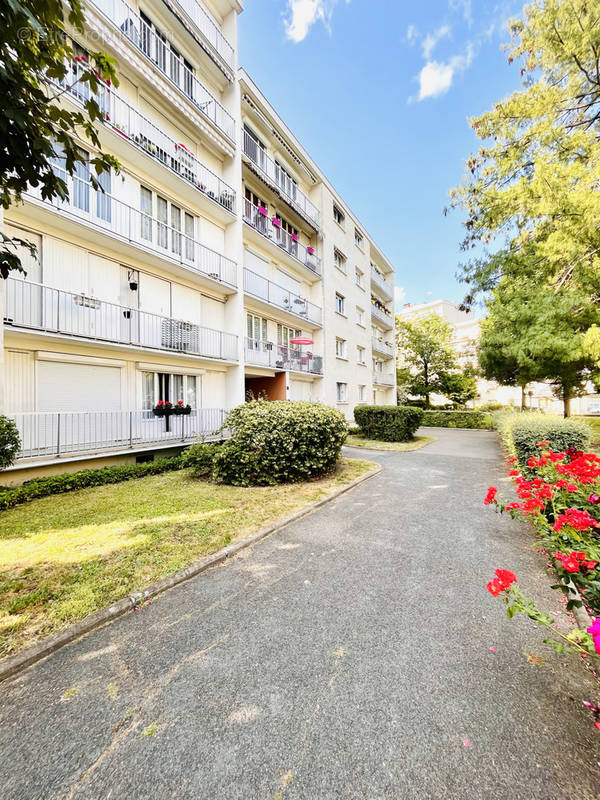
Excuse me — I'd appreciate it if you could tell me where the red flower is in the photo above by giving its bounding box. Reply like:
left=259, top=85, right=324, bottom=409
left=583, top=561, right=598, bottom=570
left=553, top=508, right=599, bottom=532
left=509, top=470, right=520, bottom=476
left=487, top=579, right=503, bottom=597
left=495, top=569, right=517, bottom=589
left=484, top=487, right=498, bottom=505
left=177, top=400, right=184, bottom=405
left=536, top=440, right=550, bottom=448
left=507, top=456, right=518, bottom=463
left=562, top=558, right=580, bottom=573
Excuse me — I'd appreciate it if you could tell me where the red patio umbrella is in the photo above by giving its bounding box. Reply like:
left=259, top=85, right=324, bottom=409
left=290, top=337, right=314, bottom=346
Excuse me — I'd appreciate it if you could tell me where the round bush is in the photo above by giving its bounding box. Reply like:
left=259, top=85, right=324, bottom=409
left=213, top=400, right=348, bottom=486
left=0, top=416, right=21, bottom=470
left=183, top=442, right=220, bottom=477
left=354, top=405, right=423, bottom=442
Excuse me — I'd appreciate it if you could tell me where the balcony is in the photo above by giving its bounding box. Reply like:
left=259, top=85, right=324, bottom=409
left=370, top=267, right=394, bottom=302
left=25, top=166, right=237, bottom=289
left=372, top=337, right=395, bottom=359
left=242, top=131, right=320, bottom=230
left=371, top=302, right=394, bottom=330
left=243, top=199, right=321, bottom=278
left=170, top=0, right=235, bottom=75
left=244, top=269, right=322, bottom=327
left=9, top=409, right=227, bottom=463
left=245, top=339, right=323, bottom=375
left=91, top=0, right=235, bottom=141
left=62, top=64, right=235, bottom=215
left=373, top=372, right=395, bottom=387
left=4, top=279, right=239, bottom=362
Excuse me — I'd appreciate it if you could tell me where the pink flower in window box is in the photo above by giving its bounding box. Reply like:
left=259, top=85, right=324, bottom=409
left=258, top=205, right=268, bottom=216
left=272, top=217, right=281, bottom=228
left=307, top=246, right=315, bottom=255
left=291, top=233, right=298, bottom=242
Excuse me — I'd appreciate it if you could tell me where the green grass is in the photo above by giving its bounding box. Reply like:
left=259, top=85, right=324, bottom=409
left=345, top=434, right=435, bottom=452
left=0, top=458, right=375, bottom=659
left=579, top=416, right=600, bottom=449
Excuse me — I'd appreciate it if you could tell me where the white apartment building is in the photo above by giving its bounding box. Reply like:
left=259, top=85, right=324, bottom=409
left=0, top=0, right=396, bottom=483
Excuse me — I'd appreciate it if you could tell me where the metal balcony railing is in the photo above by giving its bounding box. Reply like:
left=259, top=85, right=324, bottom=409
left=62, top=60, right=235, bottom=214
left=26, top=166, right=237, bottom=287
left=4, top=278, right=239, bottom=361
left=372, top=337, right=395, bottom=359
left=373, top=372, right=395, bottom=387
left=243, top=199, right=321, bottom=276
left=371, top=303, right=394, bottom=329
left=370, top=267, right=393, bottom=301
left=91, top=0, right=235, bottom=140
left=243, top=269, right=322, bottom=326
left=242, top=131, right=320, bottom=229
left=9, top=408, right=227, bottom=461
left=245, top=339, right=323, bottom=375
left=172, top=0, right=235, bottom=71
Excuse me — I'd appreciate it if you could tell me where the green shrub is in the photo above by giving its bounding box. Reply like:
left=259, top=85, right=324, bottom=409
left=421, top=410, right=492, bottom=429
left=0, top=416, right=21, bottom=470
left=212, top=400, right=347, bottom=486
left=354, top=405, right=423, bottom=442
left=496, top=413, right=593, bottom=470
left=476, top=402, right=509, bottom=413
left=183, top=442, right=220, bottom=477
left=0, top=456, right=184, bottom=511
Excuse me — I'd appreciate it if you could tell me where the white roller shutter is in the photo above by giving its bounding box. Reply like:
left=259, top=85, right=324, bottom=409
left=245, top=248, right=270, bottom=278
left=37, top=362, right=122, bottom=412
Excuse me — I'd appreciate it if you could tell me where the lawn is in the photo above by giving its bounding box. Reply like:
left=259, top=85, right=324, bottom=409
left=580, top=416, right=600, bottom=450
left=345, top=434, right=435, bottom=452
left=0, top=458, right=375, bottom=659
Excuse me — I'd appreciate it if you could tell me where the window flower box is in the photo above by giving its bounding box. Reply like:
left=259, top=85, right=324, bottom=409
left=153, top=401, right=173, bottom=417
left=172, top=400, right=192, bottom=415
left=258, top=205, right=268, bottom=216
left=271, top=217, right=281, bottom=228
left=291, top=233, right=299, bottom=242
left=307, top=246, right=315, bottom=255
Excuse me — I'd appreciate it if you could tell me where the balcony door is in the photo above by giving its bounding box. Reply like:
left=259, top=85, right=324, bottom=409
left=3, top=224, right=43, bottom=329
left=244, top=126, right=267, bottom=171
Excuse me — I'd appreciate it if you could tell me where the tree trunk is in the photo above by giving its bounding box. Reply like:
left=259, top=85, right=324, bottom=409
left=520, top=384, right=526, bottom=410
left=563, top=385, right=572, bottom=418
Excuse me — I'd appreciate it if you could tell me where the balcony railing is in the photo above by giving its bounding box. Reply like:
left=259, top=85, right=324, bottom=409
left=373, top=372, right=395, bottom=387
left=371, top=303, right=394, bottom=329
left=172, top=0, right=235, bottom=71
left=245, top=339, right=323, bottom=375
left=370, top=267, right=393, bottom=301
left=4, top=278, right=239, bottom=361
left=62, top=62, right=235, bottom=214
left=242, top=131, right=320, bottom=229
left=243, top=199, right=321, bottom=276
left=9, top=408, right=227, bottom=461
left=91, top=0, right=235, bottom=140
left=243, top=269, right=322, bottom=326
left=26, top=166, right=237, bottom=287
left=372, top=337, right=395, bottom=359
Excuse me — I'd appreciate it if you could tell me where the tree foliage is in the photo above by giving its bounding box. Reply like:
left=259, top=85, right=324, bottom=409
left=0, top=0, right=120, bottom=278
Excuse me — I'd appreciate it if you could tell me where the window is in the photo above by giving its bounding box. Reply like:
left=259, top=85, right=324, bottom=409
left=356, top=306, right=365, bottom=326
left=171, top=204, right=182, bottom=256
left=244, top=126, right=267, bottom=170
left=335, top=293, right=345, bottom=315
left=357, top=345, right=366, bottom=364
left=157, top=195, right=168, bottom=249
left=354, top=228, right=364, bottom=249
left=275, top=214, right=298, bottom=251
left=277, top=324, right=301, bottom=348
left=358, top=385, right=366, bottom=403
left=333, top=248, right=346, bottom=274
left=336, top=382, right=347, bottom=403
left=141, top=187, right=196, bottom=253
left=184, top=212, right=194, bottom=261
left=355, top=268, right=364, bottom=289
left=335, top=338, right=347, bottom=359
left=247, top=313, right=268, bottom=344
left=134, top=11, right=193, bottom=96
left=140, top=186, right=153, bottom=241
left=333, top=204, right=345, bottom=226
left=96, top=168, right=111, bottom=223
left=73, top=148, right=89, bottom=212
left=142, top=372, right=199, bottom=409
left=244, top=187, right=268, bottom=229
left=275, top=160, right=297, bottom=200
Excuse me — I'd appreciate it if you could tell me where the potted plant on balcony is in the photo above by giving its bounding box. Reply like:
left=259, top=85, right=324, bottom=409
left=290, top=233, right=299, bottom=242
left=152, top=400, right=173, bottom=417
left=258, top=205, right=268, bottom=216
left=307, top=246, right=315, bottom=256
left=172, top=400, right=192, bottom=415
left=271, top=217, right=281, bottom=228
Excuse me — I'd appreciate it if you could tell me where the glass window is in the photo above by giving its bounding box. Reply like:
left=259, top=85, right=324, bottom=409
left=355, top=268, right=363, bottom=288
left=140, top=186, right=153, bottom=241
left=336, top=338, right=346, bottom=358
left=355, top=228, right=364, bottom=249
left=157, top=195, right=168, bottom=249
left=336, top=382, right=347, bottom=403
left=142, top=372, right=154, bottom=410
left=334, top=249, right=346, bottom=273
left=357, top=346, right=365, bottom=364
left=184, top=212, right=194, bottom=261
left=73, top=149, right=89, bottom=212
left=170, top=45, right=181, bottom=87
left=335, top=293, right=345, bottom=315
left=359, top=385, right=366, bottom=402
left=172, top=374, right=184, bottom=403
left=186, top=375, right=197, bottom=408
left=171, top=204, right=181, bottom=255
left=356, top=306, right=365, bottom=326
left=247, top=314, right=267, bottom=343
left=96, top=168, right=111, bottom=223
left=333, top=204, right=345, bottom=226
left=277, top=324, right=300, bottom=348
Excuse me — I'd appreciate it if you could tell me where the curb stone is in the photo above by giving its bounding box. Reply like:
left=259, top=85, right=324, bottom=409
left=0, top=463, right=382, bottom=684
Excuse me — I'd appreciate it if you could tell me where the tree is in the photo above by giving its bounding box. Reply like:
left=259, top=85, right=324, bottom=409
left=396, top=314, right=457, bottom=407
left=479, top=279, right=600, bottom=417
left=438, top=366, right=478, bottom=407
left=451, top=0, right=600, bottom=307
left=0, top=0, right=120, bottom=278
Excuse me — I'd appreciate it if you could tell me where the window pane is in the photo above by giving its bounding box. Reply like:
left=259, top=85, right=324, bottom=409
left=141, top=187, right=153, bottom=241
left=142, top=372, right=154, bottom=409
left=73, top=149, right=89, bottom=212
left=185, top=212, right=194, bottom=261
left=96, top=169, right=111, bottom=223
left=157, top=196, right=168, bottom=249
left=171, top=205, right=181, bottom=255
left=172, top=374, right=183, bottom=402
left=186, top=376, right=197, bottom=408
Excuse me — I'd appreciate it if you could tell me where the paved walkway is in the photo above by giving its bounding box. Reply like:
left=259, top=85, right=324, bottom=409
left=1, top=429, right=599, bottom=799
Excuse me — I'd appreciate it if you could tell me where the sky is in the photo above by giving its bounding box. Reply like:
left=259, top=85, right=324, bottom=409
left=238, top=0, right=525, bottom=311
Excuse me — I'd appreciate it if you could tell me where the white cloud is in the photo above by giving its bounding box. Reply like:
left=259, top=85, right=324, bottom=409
left=417, top=43, right=474, bottom=101
left=394, top=286, right=406, bottom=309
left=449, top=0, right=473, bottom=26
left=283, top=0, right=349, bottom=43
left=422, top=24, right=451, bottom=59
left=406, top=24, right=419, bottom=45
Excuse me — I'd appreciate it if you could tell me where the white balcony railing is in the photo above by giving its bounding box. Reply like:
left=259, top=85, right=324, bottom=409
left=10, top=408, right=227, bottom=461
left=373, top=372, right=395, bottom=387
left=243, top=269, right=322, bottom=326
left=4, top=278, right=239, bottom=361
left=91, top=0, right=235, bottom=140
left=245, top=339, right=323, bottom=375
left=63, top=59, right=235, bottom=214
left=371, top=303, right=394, bottom=329
left=372, top=337, right=395, bottom=359
left=243, top=199, right=321, bottom=276
left=172, top=0, right=235, bottom=71
left=26, top=166, right=237, bottom=287
left=370, top=267, right=394, bottom=301
left=242, top=131, right=320, bottom=229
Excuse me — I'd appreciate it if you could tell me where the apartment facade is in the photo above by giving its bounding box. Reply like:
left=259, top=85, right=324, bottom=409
left=0, top=0, right=396, bottom=482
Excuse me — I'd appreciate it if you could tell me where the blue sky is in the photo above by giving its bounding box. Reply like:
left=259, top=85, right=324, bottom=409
left=238, top=0, right=525, bottom=309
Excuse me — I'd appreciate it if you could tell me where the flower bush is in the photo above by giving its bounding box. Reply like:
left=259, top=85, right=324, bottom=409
left=0, top=416, right=21, bottom=470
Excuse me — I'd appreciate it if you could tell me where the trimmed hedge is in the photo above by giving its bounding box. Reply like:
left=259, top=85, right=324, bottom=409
left=0, top=416, right=21, bottom=470
left=212, top=400, right=347, bottom=486
left=182, top=442, right=221, bottom=477
left=421, top=410, right=492, bottom=429
left=354, top=405, right=423, bottom=442
left=493, top=411, right=592, bottom=471
left=0, top=456, right=184, bottom=511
